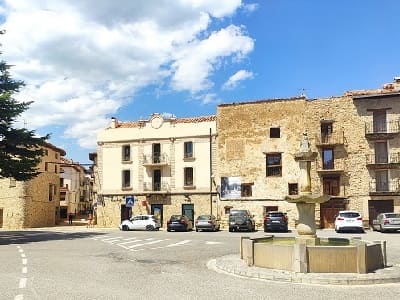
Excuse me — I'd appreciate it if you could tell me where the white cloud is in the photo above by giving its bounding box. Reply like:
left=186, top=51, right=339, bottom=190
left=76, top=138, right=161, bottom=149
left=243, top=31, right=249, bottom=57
left=222, top=69, right=254, bottom=90
left=0, top=0, right=253, bottom=150
left=242, top=3, right=259, bottom=14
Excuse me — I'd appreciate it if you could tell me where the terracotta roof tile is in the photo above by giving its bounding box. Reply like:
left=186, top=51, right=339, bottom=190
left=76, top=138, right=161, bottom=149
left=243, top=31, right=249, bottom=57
left=117, top=115, right=216, bottom=128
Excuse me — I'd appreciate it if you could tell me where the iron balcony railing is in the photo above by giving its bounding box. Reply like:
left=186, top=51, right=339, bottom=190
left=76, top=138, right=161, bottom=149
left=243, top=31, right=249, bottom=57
left=316, top=159, right=346, bottom=172
left=142, top=153, right=169, bottom=165
left=143, top=181, right=170, bottom=192
left=365, top=120, right=400, bottom=135
left=369, top=181, right=400, bottom=193
left=366, top=153, right=400, bottom=165
left=315, top=131, right=345, bottom=146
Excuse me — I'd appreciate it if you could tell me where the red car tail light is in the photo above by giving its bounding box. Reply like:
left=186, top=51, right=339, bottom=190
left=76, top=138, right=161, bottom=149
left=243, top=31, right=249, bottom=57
left=264, top=217, right=270, bottom=221
left=167, top=220, right=171, bottom=224
left=180, top=220, right=187, bottom=225
left=337, top=217, right=344, bottom=220
left=357, top=217, right=362, bottom=221
left=384, top=219, right=390, bottom=225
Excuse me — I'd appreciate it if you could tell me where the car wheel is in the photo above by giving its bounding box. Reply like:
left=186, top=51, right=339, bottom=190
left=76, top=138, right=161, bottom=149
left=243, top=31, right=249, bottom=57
left=380, top=225, right=386, bottom=233
left=122, top=225, right=129, bottom=231
left=146, top=225, right=154, bottom=231
left=229, top=228, right=233, bottom=232
left=195, top=228, right=199, bottom=232
left=167, top=228, right=171, bottom=232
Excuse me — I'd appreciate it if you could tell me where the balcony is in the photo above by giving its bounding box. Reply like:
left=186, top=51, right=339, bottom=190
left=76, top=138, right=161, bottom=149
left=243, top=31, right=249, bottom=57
left=366, top=152, right=400, bottom=169
left=369, top=181, right=400, bottom=196
left=316, top=159, right=345, bottom=175
left=143, top=153, right=169, bottom=167
left=143, top=181, right=170, bottom=192
left=315, top=132, right=345, bottom=147
left=365, top=120, right=400, bottom=140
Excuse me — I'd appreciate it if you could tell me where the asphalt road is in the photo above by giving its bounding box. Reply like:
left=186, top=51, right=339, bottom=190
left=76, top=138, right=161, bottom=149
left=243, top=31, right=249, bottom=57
left=1, top=228, right=400, bottom=300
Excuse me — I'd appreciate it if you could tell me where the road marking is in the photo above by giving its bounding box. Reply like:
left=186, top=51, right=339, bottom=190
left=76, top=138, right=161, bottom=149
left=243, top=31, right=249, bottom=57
left=19, top=249, right=23, bottom=253
left=102, top=237, right=122, bottom=242
left=19, top=278, right=27, bottom=289
left=205, top=241, right=223, bottom=245
left=128, top=244, right=145, bottom=249
left=22, top=259, right=27, bottom=265
left=22, top=267, right=27, bottom=274
left=21, top=253, right=26, bottom=258
left=122, top=237, right=139, bottom=241
left=14, top=295, right=23, bottom=300
left=118, top=239, right=142, bottom=245
left=165, top=240, right=192, bottom=247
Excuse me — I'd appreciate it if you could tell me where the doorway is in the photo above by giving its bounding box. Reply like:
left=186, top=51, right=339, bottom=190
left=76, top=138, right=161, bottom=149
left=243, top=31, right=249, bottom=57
left=182, top=203, right=194, bottom=224
left=120, top=204, right=132, bottom=222
left=151, top=204, right=164, bottom=227
left=368, top=200, right=393, bottom=226
left=153, top=143, right=161, bottom=163
left=320, top=199, right=346, bottom=229
left=153, top=169, right=161, bottom=191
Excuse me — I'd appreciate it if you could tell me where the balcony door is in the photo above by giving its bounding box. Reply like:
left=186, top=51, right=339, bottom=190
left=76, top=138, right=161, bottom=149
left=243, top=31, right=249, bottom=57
left=375, top=142, right=388, bottom=163
left=375, top=170, right=389, bottom=191
left=153, top=143, right=161, bottom=163
left=153, top=169, right=161, bottom=191
left=323, top=177, right=340, bottom=196
left=373, top=111, right=387, bottom=133
left=321, top=122, right=333, bottom=143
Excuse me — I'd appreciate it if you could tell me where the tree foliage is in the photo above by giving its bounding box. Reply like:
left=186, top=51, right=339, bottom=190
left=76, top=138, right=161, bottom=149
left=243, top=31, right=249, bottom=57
left=0, top=33, right=49, bottom=181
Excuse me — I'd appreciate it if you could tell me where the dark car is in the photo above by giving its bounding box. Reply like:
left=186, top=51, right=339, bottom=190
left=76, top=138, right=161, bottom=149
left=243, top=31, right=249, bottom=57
left=167, top=215, right=193, bottom=232
left=229, top=209, right=255, bottom=232
left=264, top=211, right=288, bottom=232
left=195, top=215, right=220, bottom=232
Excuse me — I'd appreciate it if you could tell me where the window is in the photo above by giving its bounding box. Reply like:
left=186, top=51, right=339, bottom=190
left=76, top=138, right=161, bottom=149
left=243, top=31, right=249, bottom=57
left=184, top=167, right=194, bottom=187
left=45, top=162, right=49, bottom=171
left=241, top=183, right=253, bottom=197
left=270, top=127, right=280, bottom=138
left=55, top=152, right=59, bottom=159
left=321, top=122, right=333, bottom=143
left=122, top=170, right=131, bottom=188
left=184, top=141, right=193, bottom=159
left=322, top=148, right=334, bottom=169
left=266, top=153, right=282, bottom=176
left=288, top=183, right=298, bottom=195
left=122, top=145, right=131, bottom=162
left=48, top=184, right=55, bottom=201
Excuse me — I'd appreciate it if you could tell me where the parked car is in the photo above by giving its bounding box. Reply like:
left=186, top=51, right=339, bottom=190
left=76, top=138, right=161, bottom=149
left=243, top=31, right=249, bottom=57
left=195, top=215, right=220, bottom=232
left=372, top=212, right=400, bottom=233
left=228, top=209, right=255, bottom=232
left=167, top=215, right=193, bottom=232
left=334, top=210, right=364, bottom=233
left=264, top=211, right=288, bottom=232
left=119, top=215, right=161, bottom=231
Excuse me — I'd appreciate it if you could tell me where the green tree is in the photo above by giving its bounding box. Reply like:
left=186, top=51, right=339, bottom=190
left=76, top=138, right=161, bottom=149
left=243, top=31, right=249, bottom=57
left=0, top=33, right=48, bottom=181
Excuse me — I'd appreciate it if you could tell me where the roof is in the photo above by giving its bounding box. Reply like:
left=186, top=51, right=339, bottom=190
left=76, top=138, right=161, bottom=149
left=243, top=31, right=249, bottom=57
left=218, top=96, right=306, bottom=107
left=116, top=115, right=216, bottom=128
left=44, top=142, right=66, bottom=156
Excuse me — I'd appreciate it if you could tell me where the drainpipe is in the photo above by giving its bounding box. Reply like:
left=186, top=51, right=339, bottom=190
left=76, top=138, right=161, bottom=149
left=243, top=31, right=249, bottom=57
left=210, top=128, right=213, bottom=216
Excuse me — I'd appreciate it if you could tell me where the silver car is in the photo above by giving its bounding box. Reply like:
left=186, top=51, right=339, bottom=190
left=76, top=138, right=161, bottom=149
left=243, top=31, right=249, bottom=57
left=372, top=213, right=400, bottom=233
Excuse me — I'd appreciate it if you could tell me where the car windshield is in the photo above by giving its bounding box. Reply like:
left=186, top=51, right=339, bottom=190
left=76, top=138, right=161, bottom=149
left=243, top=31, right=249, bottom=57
left=170, top=215, right=182, bottom=221
left=198, top=215, right=210, bottom=220
left=340, top=212, right=360, bottom=218
left=268, top=213, right=285, bottom=217
left=385, top=213, right=400, bottom=218
left=230, top=210, right=247, bottom=215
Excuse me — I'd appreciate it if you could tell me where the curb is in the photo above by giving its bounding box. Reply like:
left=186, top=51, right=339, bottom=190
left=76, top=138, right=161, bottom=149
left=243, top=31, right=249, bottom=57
left=208, top=254, right=400, bottom=286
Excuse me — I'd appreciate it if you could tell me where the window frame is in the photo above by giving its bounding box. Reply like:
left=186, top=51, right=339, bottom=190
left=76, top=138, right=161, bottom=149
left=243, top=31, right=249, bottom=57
left=184, top=167, right=194, bottom=187
left=269, top=127, right=280, bottom=138
left=122, top=169, right=131, bottom=189
left=184, top=141, right=194, bottom=160
left=122, top=144, right=131, bottom=162
left=266, top=153, right=282, bottom=177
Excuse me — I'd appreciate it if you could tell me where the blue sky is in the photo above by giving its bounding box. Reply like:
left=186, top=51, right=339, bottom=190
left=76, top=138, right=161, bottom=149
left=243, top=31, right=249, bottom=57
left=0, top=1, right=399, bottom=164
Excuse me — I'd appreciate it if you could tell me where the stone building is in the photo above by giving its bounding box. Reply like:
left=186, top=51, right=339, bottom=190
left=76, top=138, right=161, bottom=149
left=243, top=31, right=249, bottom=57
left=216, top=78, right=400, bottom=229
left=0, top=143, right=66, bottom=229
left=59, top=159, right=91, bottom=219
left=96, top=113, right=217, bottom=228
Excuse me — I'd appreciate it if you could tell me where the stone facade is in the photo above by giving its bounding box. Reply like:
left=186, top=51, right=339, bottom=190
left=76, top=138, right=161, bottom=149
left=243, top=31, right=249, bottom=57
left=216, top=79, right=400, bottom=229
left=95, top=113, right=217, bottom=228
left=0, top=143, right=66, bottom=229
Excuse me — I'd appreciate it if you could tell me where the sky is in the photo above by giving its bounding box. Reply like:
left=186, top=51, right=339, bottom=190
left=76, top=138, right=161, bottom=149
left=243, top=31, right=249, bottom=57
left=0, top=0, right=399, bottom=165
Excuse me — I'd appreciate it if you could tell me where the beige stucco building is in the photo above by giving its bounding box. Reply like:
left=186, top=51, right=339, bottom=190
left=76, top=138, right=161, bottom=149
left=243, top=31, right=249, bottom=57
left=96, top=113, right=217, bottom=228
left=0, top=143, right=66, bottom=229
left=216, top=78, right=400, bottom=229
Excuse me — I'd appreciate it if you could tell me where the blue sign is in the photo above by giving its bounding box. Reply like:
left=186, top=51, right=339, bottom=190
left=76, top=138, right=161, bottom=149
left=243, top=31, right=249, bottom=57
left=125, top=196, right=135, bottom=207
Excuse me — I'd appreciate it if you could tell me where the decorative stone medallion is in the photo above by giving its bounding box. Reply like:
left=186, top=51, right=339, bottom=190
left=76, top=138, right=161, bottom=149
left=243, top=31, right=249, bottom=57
left=150, top=114, right=164, bottom=129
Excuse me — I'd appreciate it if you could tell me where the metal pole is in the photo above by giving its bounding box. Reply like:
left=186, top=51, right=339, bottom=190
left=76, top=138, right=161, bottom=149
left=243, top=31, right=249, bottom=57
left=209, top=128, right=213, bottom=216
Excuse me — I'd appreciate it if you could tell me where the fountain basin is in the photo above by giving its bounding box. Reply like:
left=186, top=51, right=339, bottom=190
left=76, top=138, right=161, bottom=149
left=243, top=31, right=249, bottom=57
left=240, top=236, right=387, bottom=274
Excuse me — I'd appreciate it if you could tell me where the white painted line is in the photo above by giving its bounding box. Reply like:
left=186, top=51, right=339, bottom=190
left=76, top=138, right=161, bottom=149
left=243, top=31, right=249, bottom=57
left=19, top=249, right=23, bottom=253
left=165, top=240, right=192, bottom=247
left=128, top=244, right=145, bottom=249
left=16, top=246, right=21, bottom=249
left=122, top=237, right=138, bottom=241
left=101, top=237, right=122, bottom=242
left=22, top=267, right=28, bottom=274
left=21, top=254, right=26, bottom=258
left=22, top=259, right=27, bottom=265
left=14, top=294, right=23, bottom=300
left=143, top=239, right=165, bottom=245
left=144, top=238, right=155, bottom=241
left=205, top=241, right=223, bottom=245
left=19, top=278, right=27, bottom=289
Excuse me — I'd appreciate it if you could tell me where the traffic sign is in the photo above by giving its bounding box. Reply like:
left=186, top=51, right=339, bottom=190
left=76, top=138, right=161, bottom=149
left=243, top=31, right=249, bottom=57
left=125, top=196, right=135, bottom=207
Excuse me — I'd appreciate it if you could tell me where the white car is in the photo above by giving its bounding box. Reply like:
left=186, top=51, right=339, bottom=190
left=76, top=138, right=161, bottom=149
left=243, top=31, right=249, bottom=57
left=334, top=210, right=364, bottom=233
left=119, top=215, right=161, bottom=231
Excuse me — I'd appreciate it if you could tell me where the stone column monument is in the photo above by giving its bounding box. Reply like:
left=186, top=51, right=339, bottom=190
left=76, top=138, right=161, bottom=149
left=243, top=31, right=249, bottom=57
left=285, top=131, right=330, bottom=245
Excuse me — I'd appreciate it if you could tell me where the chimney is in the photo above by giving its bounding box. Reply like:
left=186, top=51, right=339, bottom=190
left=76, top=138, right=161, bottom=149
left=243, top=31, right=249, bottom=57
left=110, top=117, right=117, bottom=128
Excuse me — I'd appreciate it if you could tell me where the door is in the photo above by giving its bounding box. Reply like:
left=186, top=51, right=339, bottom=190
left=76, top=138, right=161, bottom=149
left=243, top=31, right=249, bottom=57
left=182, top=203, right=194, bottom=226
left=323, top=177, right=340, bottom=196
left=375, top=142, right=388, bottom=163
left=320, top=199, right=346, bottom=229
left=153, top=169, right=161, bottom=191
left=151, top=204, right=163, bottom=227
left=368, top=200, right=394, bottom=226
left=153, top=143, right=161, bottom=163
left=120, top=204, right=131, bottom=222
left=321, top=122, right=333, bottom=143
left=375, top=170, right=389, bottom=191
left=373, top=111, right=387, bottom=133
